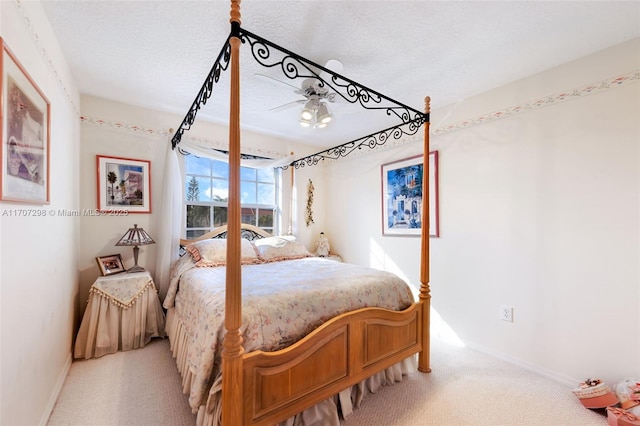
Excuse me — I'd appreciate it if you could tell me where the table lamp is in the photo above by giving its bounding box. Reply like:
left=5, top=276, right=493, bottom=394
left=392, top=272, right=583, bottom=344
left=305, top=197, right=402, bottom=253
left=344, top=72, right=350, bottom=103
left=115, top=224, right=155, bottom=273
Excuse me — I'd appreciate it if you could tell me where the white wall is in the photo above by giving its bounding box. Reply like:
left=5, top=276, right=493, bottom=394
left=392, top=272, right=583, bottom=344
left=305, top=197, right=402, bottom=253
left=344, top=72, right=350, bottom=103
left=0, top=1, right=80, bottom=424
left=324, top=39, right=640, bottom=386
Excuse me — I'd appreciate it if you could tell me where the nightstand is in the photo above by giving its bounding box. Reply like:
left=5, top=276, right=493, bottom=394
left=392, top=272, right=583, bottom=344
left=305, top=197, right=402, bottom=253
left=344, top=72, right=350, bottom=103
left=74, top=271, right=165, bottom=359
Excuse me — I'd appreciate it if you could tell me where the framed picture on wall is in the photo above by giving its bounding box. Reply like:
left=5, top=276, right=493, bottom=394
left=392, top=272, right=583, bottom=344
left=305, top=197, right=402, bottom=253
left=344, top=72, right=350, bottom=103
left=97, top=155, right=151, bottom=213
left=96, top=254, right=125, bottom=276
left=0, top=38, right=51, bottom=204
left=381, top=151, right=439, bottom=237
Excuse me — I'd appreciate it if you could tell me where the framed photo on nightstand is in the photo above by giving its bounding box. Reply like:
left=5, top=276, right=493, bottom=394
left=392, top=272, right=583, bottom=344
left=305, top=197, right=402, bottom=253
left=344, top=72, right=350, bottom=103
left=96, top=254, right=125, bottom=276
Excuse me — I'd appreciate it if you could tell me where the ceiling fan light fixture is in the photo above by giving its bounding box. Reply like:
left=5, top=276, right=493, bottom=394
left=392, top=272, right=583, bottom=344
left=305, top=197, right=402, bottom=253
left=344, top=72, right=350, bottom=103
left=316, top=102, right=332, bottom=124
left=300, top=100, right=315, bottom=121
left=297, top=98, right=331, bottom=129
left=300, top=109, right=314, bottom=121
left=299, top=115, right=313, bottom=127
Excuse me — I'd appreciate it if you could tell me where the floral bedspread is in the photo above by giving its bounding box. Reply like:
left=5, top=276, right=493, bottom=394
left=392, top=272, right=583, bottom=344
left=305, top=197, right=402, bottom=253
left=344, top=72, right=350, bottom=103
left=166, top=256, right=415, bottom=412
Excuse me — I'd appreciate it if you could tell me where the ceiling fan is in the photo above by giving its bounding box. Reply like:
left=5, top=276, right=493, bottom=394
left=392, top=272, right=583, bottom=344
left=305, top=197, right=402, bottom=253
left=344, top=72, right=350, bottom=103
left=256, top=59, right=343, bottom=129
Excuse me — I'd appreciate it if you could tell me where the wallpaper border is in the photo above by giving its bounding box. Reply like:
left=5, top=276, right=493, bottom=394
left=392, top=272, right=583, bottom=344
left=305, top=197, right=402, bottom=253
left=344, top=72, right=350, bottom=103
left=80, top=68, right=639, bottom=162
left=433, top=69, right=640, bottom=136
left=79, top=116, right=289, bottom=160
left=15, top=0, right=80, bottom=116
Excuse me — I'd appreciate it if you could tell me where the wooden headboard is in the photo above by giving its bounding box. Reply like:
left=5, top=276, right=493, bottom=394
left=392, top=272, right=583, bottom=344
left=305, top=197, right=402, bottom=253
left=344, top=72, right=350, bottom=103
left=179, top=224, right=273, bottom=256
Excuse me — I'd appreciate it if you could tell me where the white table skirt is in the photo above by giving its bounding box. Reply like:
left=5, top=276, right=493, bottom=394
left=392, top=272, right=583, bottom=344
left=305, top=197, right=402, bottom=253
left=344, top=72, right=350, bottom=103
left=75, top=274, right=166, bottom=359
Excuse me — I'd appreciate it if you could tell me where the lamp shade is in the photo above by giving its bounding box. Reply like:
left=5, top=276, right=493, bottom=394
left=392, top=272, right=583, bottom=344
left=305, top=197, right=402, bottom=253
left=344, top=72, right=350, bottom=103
left=115, top=224, right=155, bottom=273
left=300, top=100, right=315, bottom=121
left=115, top=224, right=155, bottom=247
left=316, top=102, right=332, bottom=124
left=299, top=114, right=313, bottom=127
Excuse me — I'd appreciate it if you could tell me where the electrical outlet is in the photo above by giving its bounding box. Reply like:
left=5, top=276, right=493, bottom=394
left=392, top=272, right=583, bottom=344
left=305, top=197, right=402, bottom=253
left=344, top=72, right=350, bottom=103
left=501, top=305, right=513, bottom=322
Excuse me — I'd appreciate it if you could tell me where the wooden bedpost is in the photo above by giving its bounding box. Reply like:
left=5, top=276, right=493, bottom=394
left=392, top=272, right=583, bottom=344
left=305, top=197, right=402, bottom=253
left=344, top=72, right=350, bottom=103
left=418, top=96, right=432, bottom=373
left=222, top=1, right=244, bottom=425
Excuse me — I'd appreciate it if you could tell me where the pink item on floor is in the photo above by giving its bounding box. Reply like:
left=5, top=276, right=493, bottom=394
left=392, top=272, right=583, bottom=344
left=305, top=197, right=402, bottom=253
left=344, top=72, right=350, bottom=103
left=572, top=378, right=619, bottom=409
left=607, top=406, right=640, bottom=426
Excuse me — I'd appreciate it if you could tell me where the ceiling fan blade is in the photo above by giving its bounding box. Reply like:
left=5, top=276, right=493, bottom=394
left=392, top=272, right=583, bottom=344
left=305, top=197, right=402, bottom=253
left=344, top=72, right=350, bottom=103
left=319, top=59, right=343, bottom=84
left=269, top=99, right=305, bottom=112
left=325, top=59, right=344, bottom=73
left=255, top=73, right=301, bottom=91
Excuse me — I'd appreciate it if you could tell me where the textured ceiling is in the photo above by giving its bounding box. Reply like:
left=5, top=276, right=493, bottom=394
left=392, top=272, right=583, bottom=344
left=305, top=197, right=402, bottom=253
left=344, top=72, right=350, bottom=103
left=41, top=1, right=640, bottom=149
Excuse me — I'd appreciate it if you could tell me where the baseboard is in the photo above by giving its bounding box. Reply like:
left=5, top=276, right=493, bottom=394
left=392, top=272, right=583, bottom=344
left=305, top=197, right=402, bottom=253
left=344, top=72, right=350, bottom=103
left=464, top=340, right=579, bottom=388
left=40, top=352, right=72, bottom=426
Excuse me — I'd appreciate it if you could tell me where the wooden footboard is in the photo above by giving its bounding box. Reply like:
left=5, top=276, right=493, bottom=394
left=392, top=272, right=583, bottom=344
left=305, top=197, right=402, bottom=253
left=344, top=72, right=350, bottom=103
left=241, top=302, right=423, bottom=426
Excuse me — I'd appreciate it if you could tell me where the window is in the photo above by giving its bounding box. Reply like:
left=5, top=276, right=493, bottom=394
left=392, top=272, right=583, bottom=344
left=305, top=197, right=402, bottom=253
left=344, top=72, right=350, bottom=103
left=184, top=155, right=279, bottom=238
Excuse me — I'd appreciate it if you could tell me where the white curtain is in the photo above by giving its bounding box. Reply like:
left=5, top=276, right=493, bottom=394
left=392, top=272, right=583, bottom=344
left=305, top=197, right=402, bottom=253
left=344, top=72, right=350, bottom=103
left=155, top=140, right=182, bottom=301
left=154, top=135, right=294, bottom=300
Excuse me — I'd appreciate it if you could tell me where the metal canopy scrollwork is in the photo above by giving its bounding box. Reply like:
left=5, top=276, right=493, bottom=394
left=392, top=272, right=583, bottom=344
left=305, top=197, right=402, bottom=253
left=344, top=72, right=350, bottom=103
left=240, top=28, right=425, bottom=124
left=171, top=27, right=429, bottom=168
left=171, top=35, right=232, bottom=149
left=287, top=118, right=425, bottom=169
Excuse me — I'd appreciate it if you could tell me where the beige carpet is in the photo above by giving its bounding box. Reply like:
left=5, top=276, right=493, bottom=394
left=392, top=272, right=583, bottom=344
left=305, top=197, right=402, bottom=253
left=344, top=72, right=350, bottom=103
left=47, top=338, right=194, bottom=426
left=48, top=337, right=607, bottom=426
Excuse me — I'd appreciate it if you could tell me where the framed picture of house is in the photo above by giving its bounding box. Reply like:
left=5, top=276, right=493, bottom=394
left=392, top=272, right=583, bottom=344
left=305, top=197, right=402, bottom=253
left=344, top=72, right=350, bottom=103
left=96, top=155, right=151, bottom=213
left=381, top=151, right=439, bottom=237
left=0, top=38, right=51, bottom=204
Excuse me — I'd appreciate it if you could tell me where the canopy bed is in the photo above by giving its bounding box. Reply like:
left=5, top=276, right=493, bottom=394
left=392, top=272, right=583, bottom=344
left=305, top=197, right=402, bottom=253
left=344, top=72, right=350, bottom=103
left=166, top=1, right=431, bottom=425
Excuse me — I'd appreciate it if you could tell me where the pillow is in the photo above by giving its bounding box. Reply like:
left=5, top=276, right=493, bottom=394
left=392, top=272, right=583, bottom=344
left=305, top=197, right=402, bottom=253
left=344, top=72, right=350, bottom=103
left=253, top=236, right=312, bottom=262
left=185, top=238, right=262, bottom=267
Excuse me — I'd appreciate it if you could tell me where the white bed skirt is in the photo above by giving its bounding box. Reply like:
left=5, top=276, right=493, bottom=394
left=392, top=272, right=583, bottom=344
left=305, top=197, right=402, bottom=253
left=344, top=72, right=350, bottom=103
left=165, top=307, right=417, bottom=426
